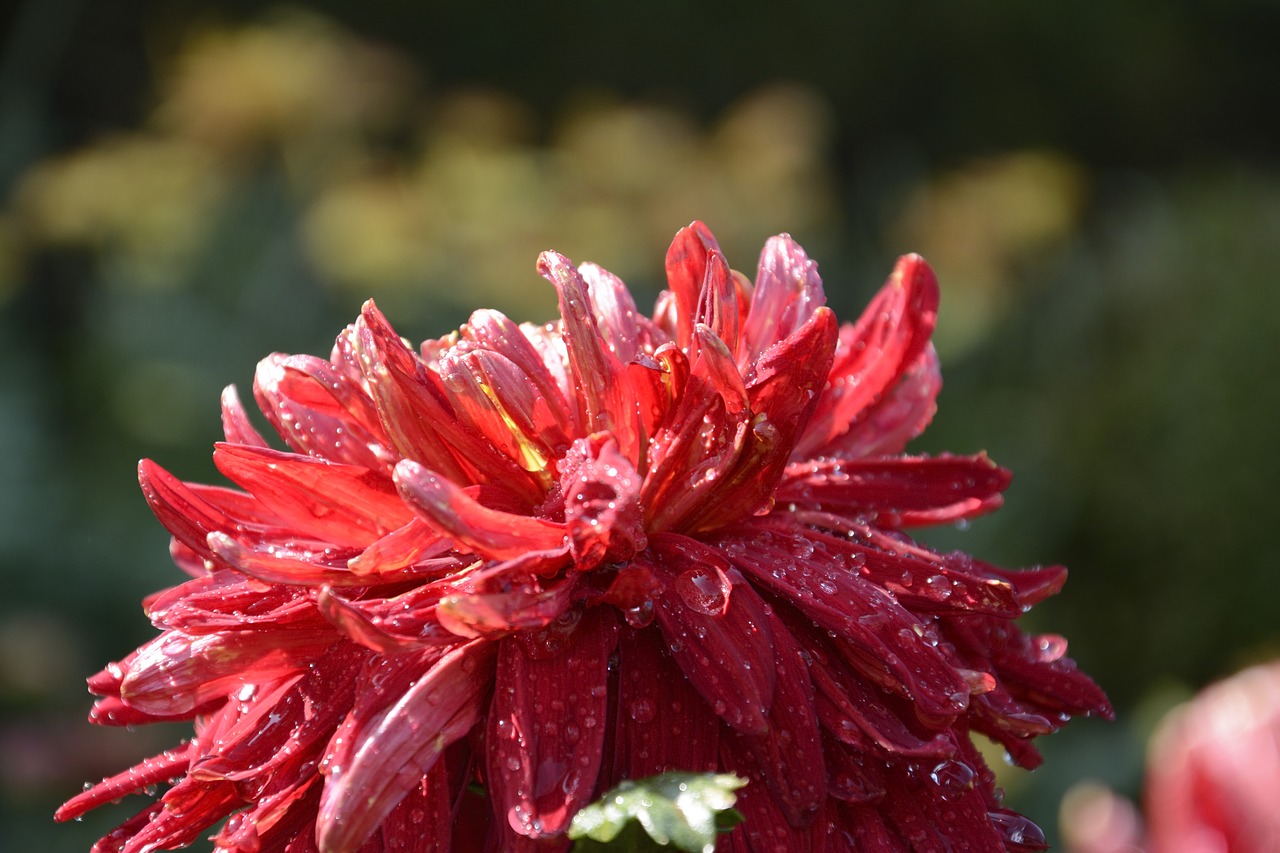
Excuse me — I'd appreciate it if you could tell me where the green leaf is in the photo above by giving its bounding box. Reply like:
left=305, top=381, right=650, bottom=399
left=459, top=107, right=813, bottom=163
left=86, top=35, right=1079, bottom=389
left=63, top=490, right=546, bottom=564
left=568, top=772, right=746, bottom=853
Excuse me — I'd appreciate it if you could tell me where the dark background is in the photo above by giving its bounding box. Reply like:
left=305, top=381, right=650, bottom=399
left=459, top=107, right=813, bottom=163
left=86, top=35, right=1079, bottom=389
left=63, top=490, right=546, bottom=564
left=3, top=1, right=1278, bottom=849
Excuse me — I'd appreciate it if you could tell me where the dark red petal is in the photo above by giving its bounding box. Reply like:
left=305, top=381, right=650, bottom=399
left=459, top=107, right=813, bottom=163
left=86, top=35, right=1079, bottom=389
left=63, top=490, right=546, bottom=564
left=214, top=443, right=412, bottom=548
left=649, top=536, right=776, bottom=735
left=487, top=608, right=618, bottom=838
left=317, top=640, right=494, bottom=853
left=878, top=757, right=1010, bottom=853
left=763, top=517, right=1023, bottom=618
left=794, top=620, right=953, bottom=758
left=395, top=460, right=566, bottom=559
left=722, top=523, right=972, bottom=720
left=739, top=233, right=827, bottom=370
left=826, top=345, right=942, bottom=459
left=375, top=762, right=454, bottom=853
left=609, top=625, right=720, bottom=783
left=796, top=254, right=940, bottom=458
left=720, top=741, right=828, bottom=852
left=738, top=614, right=826, bottom=827
left=778, top=453, right=1011, bottom=529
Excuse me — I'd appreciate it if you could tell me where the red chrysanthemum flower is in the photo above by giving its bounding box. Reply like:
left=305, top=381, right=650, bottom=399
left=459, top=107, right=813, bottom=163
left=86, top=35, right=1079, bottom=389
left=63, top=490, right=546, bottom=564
left=59, top=222, right=1110, bottom=852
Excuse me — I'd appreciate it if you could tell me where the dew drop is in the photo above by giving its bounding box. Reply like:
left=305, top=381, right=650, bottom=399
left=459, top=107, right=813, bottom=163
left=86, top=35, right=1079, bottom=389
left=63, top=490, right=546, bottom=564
left=929, top=760, right=976, bottom=800
left=674, top=565, right=729, bottom=615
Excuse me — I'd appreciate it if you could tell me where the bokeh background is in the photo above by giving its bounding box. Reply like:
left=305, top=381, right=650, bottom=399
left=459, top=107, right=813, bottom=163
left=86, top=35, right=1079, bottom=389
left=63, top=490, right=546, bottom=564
left=2, top=1, right=1278, bottom=850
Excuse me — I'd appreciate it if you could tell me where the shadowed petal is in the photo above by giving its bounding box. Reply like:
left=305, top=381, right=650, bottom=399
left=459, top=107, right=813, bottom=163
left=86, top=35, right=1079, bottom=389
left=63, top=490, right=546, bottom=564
left=317, top=640, right=495, bottom=853
left=723, top=523, right=972, bottom=720
left=609, top=626, right=720, bottom=784
left=828, top=345, right=942, bottom=459
left=650, top=535, right=776, bottom=735
left=779, top=453, right=1011, bottom=528
left=737, top=613, right=826, bottom=827
left=487, top=607, right=618, bottom=838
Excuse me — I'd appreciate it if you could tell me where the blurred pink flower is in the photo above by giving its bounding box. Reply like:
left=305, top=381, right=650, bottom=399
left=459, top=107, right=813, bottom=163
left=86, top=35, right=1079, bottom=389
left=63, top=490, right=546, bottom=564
left=59, top=222, right=1109, bottom=852
left=1147, top=661, right=1280, bottom=852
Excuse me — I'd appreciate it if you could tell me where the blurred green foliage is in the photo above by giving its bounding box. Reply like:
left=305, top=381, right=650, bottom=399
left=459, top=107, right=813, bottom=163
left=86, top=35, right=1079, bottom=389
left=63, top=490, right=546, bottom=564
left=1, top=2, right=1277, bottom=850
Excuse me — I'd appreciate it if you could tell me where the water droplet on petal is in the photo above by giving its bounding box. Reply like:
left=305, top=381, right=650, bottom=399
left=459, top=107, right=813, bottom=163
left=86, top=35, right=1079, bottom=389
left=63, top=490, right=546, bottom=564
left=674, top=565, right=729, bottom=615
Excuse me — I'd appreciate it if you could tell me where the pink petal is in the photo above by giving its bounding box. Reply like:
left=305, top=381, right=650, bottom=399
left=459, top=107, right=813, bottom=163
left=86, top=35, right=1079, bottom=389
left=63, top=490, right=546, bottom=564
left=827, top=344, right=942, bottom=459
left=138, top=459, right=236, bottom=559
left=537, top=251, right=639, bottom=457
left=207, top=531, right=368, bottom=587
left=317, top=584, right=457, bottom=652
left=437, top=348, right=561, bottom=478
left=435, top=577, right=573, bottom=640
left=144, top=571, right=319, bottom=631
left=214, top=443, right=412, bottom=548
left=739, top=233, right=827, bottom=370
left=317, top=640, right=494, bottom=853
left=558, top=434, right=645, bottom=569
left=579, top=261, right=648, bottom=364
left=452, top=348, right=571, bottom=465
left=220, top=385, right=268, bottom=447
left=56, top=745, right=193, bottom=822
left=253, top=353, right=395, bottom=471
left=487, top=608, right=618, bottom=838
left=394, top=460, right=566, bottom=559
left=462, top=309, right=573, bottom=430
left=347, top=517, right=458, bottom=577
left=194, top=644, right=365, bottom=783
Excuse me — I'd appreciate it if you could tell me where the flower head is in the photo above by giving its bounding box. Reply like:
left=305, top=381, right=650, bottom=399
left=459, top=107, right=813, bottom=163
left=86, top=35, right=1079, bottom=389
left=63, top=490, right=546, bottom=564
left=60, top=222, right=1110, bottom=852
